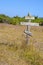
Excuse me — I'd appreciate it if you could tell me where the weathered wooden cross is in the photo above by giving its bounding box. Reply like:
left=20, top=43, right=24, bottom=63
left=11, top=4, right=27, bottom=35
left=20, top=14, right=39, bottom=44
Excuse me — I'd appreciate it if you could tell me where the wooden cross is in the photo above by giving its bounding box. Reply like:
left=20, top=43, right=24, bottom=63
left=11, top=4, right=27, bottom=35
left=20, top=15, right=39, bottom=44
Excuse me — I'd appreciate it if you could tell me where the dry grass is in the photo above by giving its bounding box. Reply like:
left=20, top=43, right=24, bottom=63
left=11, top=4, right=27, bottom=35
left=0, top=23, right=43, bottom=65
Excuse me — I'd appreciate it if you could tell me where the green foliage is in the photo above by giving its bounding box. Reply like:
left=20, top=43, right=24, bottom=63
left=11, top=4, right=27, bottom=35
left=0, top=14, right=43, bottom=25
left=0, top=14, right=10, bottom=23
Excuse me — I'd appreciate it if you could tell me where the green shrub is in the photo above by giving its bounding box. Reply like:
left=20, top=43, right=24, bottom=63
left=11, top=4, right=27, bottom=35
left=39, top=21, right=43, bottom=26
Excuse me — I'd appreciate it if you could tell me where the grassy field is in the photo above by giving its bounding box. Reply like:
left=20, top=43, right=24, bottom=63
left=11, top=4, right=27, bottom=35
left=0, top=23, right=43, bottom=65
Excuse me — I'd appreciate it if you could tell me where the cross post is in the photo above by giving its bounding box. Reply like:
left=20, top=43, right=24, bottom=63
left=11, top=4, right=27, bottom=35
left=20, top=14, right=39, bottom=44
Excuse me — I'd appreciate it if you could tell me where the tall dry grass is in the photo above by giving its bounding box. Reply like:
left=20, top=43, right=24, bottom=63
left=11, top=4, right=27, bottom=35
left=0, top=23, right=43, bottom=65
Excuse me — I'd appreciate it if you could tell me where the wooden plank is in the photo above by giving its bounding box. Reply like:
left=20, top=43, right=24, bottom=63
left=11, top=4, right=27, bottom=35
left=20, top=22, right=39, bottom=26
left=25, top=16, right=34, bottom=19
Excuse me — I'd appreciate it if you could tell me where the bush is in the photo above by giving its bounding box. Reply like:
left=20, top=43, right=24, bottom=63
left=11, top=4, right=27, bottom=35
left=39, top=21, right=43, bottom=26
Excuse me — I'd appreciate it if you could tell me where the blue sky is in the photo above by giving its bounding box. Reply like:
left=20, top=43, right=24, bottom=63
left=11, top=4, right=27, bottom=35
left=0, top=0, right=43, bottom=17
